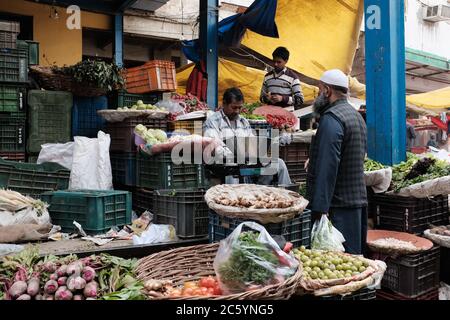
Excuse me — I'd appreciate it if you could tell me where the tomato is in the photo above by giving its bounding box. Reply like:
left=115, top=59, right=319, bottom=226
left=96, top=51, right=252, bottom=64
left=183, top=288, right=194, bottom=296
left=207, top=287, right=215, bottom=296
left=213, top=284, right=222, bottom=295
left=200, top=287, right=209, bottom=295
left=183, top=281, right=198, bottom=289
left=199, top=277, right=209, bottom=288
left=204, top=276, right=216, bottom=288
left=193, top=288, right=203, bottom=296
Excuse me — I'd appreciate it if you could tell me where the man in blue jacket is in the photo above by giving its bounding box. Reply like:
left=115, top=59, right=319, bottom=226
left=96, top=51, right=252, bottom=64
left=306, top=70, right=368, bottom=254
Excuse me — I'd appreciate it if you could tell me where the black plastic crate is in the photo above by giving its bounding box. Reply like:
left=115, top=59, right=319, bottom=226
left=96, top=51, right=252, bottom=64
left=279, top=143, right=309, bottom=163
left=0, top=111, right=26, bottom=152
left=369, top=246, right=440, bottom=298
left=294, top=288, right=376, bottom=301
left=133, top=188, right=154, bottom=214
left=0, top=20, right=19, bottom=49
left=441, top=246, right=450, bottom=285
left=0, top=40, right=28, bottom=83
left=110, top=152, right=136, bottom=186
left=208, top=209, right=311, bottom=248
left=153, top=189, right=209, bottom=239
left=373, top=194, right=449, bottom=234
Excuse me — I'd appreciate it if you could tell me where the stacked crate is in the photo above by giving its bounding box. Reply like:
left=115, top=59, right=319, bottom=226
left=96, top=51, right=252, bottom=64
left=279, top=142, right=309, bottom=183
left=0, top=21, right=27, bottom=162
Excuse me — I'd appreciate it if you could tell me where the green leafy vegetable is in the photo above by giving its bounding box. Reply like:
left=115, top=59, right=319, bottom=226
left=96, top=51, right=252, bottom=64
left=364, top=158, right=386, bottom=171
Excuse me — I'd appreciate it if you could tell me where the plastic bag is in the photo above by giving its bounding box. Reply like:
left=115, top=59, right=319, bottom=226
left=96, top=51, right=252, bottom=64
left=156, top=100, right=185, bottom=115
left=69, top=131, right=113, bottom=190
left=311, top=215, right=346, bottom=252
left=37, top=142, right=74, bottom=170
left=0, top=206, right=50, bottom=227
left=0, top=244, right=24, bottom=257
left=132, top=224, right=176, bottom=245
left=213, top=221, right=299, bottom=295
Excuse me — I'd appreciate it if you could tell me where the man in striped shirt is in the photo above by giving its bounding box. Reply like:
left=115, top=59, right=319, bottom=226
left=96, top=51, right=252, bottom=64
left=260, top=47, right=304, bottom=110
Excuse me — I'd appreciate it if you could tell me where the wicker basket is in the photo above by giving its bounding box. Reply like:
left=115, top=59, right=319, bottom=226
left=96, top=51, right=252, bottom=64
left=29, top=65, right=108, bottom=97
left=135, top=243, right=302, bottom=300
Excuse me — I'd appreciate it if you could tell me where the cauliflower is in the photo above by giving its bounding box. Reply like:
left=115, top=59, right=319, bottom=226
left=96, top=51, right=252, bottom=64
left=153, top=129, right=167, bottom=142
left=137, top=100, right=144, bottom=105
left=135, top=124, right=147, bottom=137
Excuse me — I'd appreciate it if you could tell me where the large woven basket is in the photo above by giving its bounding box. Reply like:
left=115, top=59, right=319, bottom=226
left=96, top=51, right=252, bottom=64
left=135, top=243, right=301, bottom=300
left=29, top=65, right=108, bottom=97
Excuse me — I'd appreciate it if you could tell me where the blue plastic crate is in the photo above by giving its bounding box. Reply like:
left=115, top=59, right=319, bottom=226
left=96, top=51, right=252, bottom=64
left=72, top=96, right=108, bottom=138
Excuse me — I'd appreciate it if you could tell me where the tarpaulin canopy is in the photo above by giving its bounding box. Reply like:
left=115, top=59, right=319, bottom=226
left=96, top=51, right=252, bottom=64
left=176, top=59, right=319, bottom=104
left=241, top=0, right=364, bottom=81
left=406, top=87, right=450, bottom=110
left=182, top=0, right=278, bottom=62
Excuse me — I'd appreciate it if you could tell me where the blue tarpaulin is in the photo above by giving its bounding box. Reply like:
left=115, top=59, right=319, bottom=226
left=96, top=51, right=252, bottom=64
left=182, top=0, right=278, bottom=62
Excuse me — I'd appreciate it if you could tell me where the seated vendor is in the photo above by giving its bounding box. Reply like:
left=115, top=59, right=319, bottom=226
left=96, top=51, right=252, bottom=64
left=203, top=87, right=292, bottom=185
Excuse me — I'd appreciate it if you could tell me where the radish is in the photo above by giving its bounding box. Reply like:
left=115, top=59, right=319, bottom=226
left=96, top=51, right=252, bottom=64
left=8, top=281, right=28, bottom=299
left=67, top=275, right=86, bottom=291
left=27, top=278, right=40, bottom=297
left=55, top=286, right=73, bottom=300
left=49, top=273, right=58, bottom=281
left=86, top=297, right=96, bottom=300
left=57, top=277, right=67, bottom=286
left=44, top=280, right=58, bottom=294
left=35, top=294, right=44, bottom=300
left=42, top=261, right=57, bottom=273
left=81, top=266, right=96, bottom=282
left=17, top=294, right=31, bottom=300
left=45, top=295, right=54, bottom=300
left=73, top=295, right=84, bottom=300
left=56, top=265, right=68, bottom=277
left=66, top=261, right=83, bottom=276
left=83, top=281, right=98, bottom=298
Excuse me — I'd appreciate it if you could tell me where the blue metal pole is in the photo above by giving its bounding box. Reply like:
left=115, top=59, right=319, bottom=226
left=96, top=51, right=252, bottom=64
left=200, top=0, right=218, bottom=110
left=114, top=14, right=124, bottom=67
left=364, top=0, right=406, bottom=165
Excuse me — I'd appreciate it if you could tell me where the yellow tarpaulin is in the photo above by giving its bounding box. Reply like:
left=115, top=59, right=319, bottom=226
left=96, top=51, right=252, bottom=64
left=241, top=0, right=364, bottom=80
left=406, top=87, right=450, bottom=110
left=176, top=58, right=319, bottom=104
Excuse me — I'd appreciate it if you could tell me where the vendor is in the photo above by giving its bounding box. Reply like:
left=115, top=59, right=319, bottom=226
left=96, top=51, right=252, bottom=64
left=203, top=87, right=292, bottom=186
left=260, top=47, right=304, bottom=111
left=427, top=134, right=438, bottom=148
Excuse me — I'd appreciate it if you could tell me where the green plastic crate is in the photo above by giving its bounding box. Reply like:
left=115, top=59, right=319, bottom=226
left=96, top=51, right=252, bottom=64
left=41, top=190, right=132, bottom=235
left=27, top=90, right=72, bottom=153
left=0, top=158, right=70, bottom=198
left=0, top=112, right=26, bottom=151
left=0, top=84, right=26, bottom=112
left=137, top=150, right=205, bottom=190
left=0, top=40, right=28, bottom=83
left=108, top=90, right=162, bottom=109
left=25, top=40, right=39, bottom=65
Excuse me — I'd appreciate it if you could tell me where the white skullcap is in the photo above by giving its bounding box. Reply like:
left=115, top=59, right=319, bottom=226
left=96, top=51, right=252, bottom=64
left=320, top=69, right=349, bottom=89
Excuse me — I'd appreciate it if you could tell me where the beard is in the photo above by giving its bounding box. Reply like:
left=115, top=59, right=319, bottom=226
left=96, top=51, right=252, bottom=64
left=313, top=93, right=330, bottom=114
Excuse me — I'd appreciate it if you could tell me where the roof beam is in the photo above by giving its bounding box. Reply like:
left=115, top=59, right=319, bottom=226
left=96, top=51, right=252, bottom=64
left=117, top=0, right=138, bottom=12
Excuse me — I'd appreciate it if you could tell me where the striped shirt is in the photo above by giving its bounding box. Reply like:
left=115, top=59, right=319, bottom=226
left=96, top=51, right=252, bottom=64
left=260, top=68, right=304, bottom=110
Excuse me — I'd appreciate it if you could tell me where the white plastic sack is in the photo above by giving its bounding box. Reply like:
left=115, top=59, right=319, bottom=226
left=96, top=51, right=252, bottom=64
left=364, top=168, right=392, bottom=193
left=132, top=224, right=176, bottom=245
left=0, top=206, right=50, bottom=227
left=0, top=244, right=24, bottom=256
left=388, top=175, right=450, bottom=198
left=311, top=215, right=346, bottom=252
left=37, top=142, right=74, bottom=170
left=69, top=131, right=113, bottom=190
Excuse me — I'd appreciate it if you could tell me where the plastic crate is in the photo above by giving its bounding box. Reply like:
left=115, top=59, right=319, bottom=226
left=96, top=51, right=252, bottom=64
left=125, top=60, right=177, bottom=94
left=108, top=90, right=162, bottom=109
left=153, top=189, right=209, bottom=238
left=0, top=83, right=26, bottom=112
left=0, top=112, right=26, bottom=152
left=41, top=190, right=132, bottom=235
left=0, top=21, right=19, bottom=49
left=27, top=90, right=73, bottom=154
left=249, top=122, right=272, bottom=137
left=25, top=41, right=39, bottom=65
left=279, top=143, right=309, bottom=163
left=373, top=194, right=449, bottom=234
left=133, top=188, right=154, bottom=214
left=26, top=154, right=38, bottom=163
left=0, top=40, right=28, bottom=83
left=377, top=287, right=439, bottom=300
left=441, top=246, right=450, bottom=284
left=320, top=288, right=377, bottom=301
left=72, top=96, right=107, bottom=138
left=208, top=209, right=312, bottom=248
left=369, top=246, right=440, bottom=298
left=137, top=151, right=206, bottom=189
left=285, top=163, right=307, bottom=183
left=168, top=120, right=204, bottom=135
left=0, top=152, right=25, bottom=162
left=105, top=117, right=167, bottom=152
left=0, top=158, right=70, bottom=198
left=110, top=152, right=136, bottom=186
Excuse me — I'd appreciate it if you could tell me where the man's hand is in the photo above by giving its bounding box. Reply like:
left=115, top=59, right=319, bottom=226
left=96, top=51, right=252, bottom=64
left=270, top=94, right=283, bottom=104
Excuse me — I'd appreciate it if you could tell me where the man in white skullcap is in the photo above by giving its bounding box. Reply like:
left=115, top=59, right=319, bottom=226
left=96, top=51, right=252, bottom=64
left=306, top=69, right=368, bottom=254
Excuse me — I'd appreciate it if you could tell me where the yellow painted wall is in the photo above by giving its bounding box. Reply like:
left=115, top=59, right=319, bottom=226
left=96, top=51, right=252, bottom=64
left=0, top=0, right=111, bottom=66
